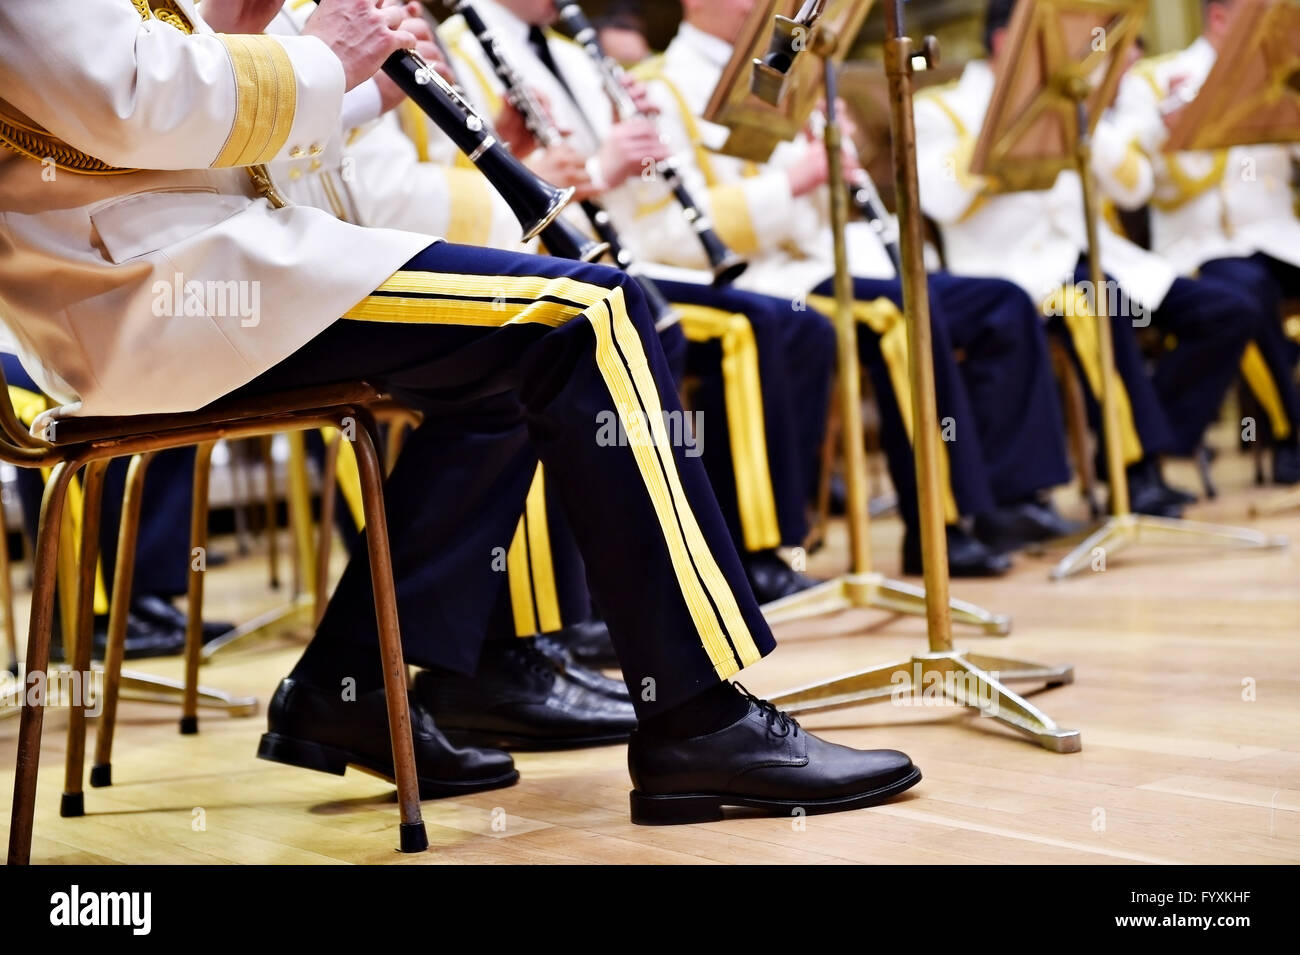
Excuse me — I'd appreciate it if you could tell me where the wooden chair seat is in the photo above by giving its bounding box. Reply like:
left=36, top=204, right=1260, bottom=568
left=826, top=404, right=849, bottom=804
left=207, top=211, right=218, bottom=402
left=47, top=382, right=384, bottom=446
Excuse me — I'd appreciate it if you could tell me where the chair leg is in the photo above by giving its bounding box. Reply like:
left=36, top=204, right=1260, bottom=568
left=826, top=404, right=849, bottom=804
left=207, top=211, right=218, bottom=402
left=0, top=504, right=16, bottom=673
left=62, top=459, right=109, bottom=818
left=181, top=442, right=215, bottom=735
left=8, top=457, right=83, bottom=864
left=91, top=452, right=155, bottom=788
left=1050, top=337, right=1100, bottom=517
left=263, top=435, right=281, bottom=590
left=314, top=430, right=342, bottom=629
left=1196, top=444, right=1217, bottom=499
left=805, top=379, right=841, bottom=554
left=350, top=412, right=427, bottom=854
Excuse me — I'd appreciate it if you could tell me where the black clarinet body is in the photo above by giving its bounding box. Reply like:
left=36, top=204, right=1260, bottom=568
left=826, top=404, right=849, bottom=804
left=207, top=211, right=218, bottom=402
left=452, top=0, right=681, bottom=330
left=556, top=3, right=748, bottom=286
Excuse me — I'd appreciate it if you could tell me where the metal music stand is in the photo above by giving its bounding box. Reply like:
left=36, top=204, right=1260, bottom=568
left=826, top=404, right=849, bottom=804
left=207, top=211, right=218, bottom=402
left=710, top=0, right=1079, bottom=750
left=705, top=0, right=1012, bottom=638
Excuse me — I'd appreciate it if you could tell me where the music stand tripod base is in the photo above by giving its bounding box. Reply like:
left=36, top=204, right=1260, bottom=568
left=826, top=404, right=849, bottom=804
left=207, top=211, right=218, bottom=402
left=0, top=664, right=258, bottom=720
left=1050, top=512, right=1289, bottom=580
left=1250, top=485, right=1300, bottom=517
left=770, top=649, right=1081, bottom=753
left=762, top=572, right=1012, bottom=635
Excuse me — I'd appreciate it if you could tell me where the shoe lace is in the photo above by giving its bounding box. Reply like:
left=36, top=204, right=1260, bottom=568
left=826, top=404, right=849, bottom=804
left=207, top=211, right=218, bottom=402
left=517, top=638, right=563, bottom=677
left=734, top=683, right=799, bottom=739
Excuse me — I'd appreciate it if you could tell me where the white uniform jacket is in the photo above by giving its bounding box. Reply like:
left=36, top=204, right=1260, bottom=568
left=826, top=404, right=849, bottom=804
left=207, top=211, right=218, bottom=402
left=0, top=0, right=431, bottom=422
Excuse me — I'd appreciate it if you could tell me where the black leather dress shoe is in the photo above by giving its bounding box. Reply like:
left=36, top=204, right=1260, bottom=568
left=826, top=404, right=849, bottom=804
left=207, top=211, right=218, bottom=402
left=130, top=593, right=234, bottom=643
left=903, top=525, right=1011, bottom=577
left=1273, top=442, right=1300, bottom=485
left=414, top=639, right=638, bottom=750
left=974, top=499, right=1081, bottom=554
left=49, top=613, right=186, bottom=663
left=1125, top=460, right=1186, bottom=517
left=257, top=677, right=518, bottom=798
left=743, top=549, right=818, bottom=604
left=542, top=619, right=619, bottom=670
left=628, top=688, right=920, bottom=824
left=535, top=634, right=631, bottom=702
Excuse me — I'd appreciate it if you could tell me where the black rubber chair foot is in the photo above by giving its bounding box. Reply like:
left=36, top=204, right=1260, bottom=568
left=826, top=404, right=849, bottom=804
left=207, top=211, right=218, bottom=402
left=89, top=763, right=112, bottom=788
left=60, top=792, right=84, bottom=818
left=399, top=822, right=429, bottom=853
left=179, top=715, right=198, bottom=735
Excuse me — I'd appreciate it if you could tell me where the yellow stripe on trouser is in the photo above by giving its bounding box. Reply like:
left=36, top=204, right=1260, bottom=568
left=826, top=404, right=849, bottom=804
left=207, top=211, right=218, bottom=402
left=342, top=271, right=760, bottom=677
left=9, top=386, right=109, bottom=615
left=808, top=296, right=960, bottom=524
left=677, top=305, right=781, bottom=552
left=506, top=513, right=534, bottom=632
left=1239, top=342, right=1292, bottom=441
left=1044, top=286, right=1144, bottom=465
left=505, top=466, right=563, bottom=637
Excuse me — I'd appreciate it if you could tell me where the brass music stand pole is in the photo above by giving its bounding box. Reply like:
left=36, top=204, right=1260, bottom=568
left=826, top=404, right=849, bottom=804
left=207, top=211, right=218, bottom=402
left=760, top=30, right=1010, bottom=639
left=772, top=1, right=1078, bottom=752
left=1049, top=82, right=1288, bottom=579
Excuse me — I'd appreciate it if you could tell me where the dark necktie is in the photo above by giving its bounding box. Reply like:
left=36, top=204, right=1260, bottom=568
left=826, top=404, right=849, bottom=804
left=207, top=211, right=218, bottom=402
left=528, top=25, right=597, bottom=139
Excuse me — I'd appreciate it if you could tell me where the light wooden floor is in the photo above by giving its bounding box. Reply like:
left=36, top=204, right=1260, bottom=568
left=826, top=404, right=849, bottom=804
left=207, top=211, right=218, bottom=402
left=1, top=454, right=1298, bottom=864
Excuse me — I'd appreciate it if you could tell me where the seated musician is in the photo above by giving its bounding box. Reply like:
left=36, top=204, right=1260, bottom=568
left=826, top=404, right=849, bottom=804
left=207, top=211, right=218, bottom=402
left=0, top=0, right=920, bottom=824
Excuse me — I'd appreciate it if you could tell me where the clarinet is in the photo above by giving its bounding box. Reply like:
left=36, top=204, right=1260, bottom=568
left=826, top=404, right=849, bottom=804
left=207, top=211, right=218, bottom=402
left=307, top=1, right=605, bottom=262
left=451, top=0, right=680, bottom=330
left=556, top=3, right=749, bottom=286
left=849, top=170, right=902, bottom=275
left=810, top=108, right=902, bottom=275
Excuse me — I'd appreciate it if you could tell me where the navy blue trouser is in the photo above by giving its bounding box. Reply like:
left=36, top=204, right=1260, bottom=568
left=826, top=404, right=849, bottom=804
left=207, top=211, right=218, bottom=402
left=657, top=279, right=835, bottom=549
left=2, top=353, right=193, bottom=602
left=227, top=244, right=775, bottom=717
left=1063, top=263, right=1254, bottom=459
left=1199, top=254, right=1300, bottom=445
left=814, top=272, right=1070, bottom=533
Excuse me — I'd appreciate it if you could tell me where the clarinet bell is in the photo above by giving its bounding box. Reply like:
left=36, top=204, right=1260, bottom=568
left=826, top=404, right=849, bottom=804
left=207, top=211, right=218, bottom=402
left=711, top=253, right=749, bottom=286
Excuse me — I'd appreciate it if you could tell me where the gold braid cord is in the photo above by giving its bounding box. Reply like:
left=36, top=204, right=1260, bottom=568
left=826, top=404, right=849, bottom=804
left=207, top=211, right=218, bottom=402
left=0, top=1, right=195, bottom=175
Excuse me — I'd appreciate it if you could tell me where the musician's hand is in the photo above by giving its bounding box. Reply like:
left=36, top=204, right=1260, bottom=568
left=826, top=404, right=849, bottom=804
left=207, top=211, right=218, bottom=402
left=787, top=140, right=830, bottom=197
left=619, top=75, right=659, bottom=117
left=303, top=0, right=420, bottom=92
left=197, top=0, right=285, bottom=34
left=595, top=117, right=671, bottom=188
left=531, top=144, right=598, bottom=200
left=373, top=11, right=452, bottom=113
left=495, top=102, right=540, bottom=158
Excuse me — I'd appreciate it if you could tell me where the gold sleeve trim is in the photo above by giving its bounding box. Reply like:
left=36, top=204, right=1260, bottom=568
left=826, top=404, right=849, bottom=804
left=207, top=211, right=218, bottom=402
left=213, top=35, right=298, bottom=168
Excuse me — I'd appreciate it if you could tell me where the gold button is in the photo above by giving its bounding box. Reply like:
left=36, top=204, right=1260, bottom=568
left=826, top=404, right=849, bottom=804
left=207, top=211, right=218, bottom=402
left=289, top=168, right=303, bottom=181
left=289, top=146, right=305, bottom=159
left=310, top=159, right=322, bottom=171
left=309, top=143, right=324, bottom=156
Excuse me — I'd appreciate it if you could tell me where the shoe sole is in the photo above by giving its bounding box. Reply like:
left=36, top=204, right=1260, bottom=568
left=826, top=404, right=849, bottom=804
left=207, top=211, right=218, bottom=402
left=629, top=766, right=923, bottom=825
left=256, top=732, right=519, bottom=798
left=443, top=727, right=633, bottom=752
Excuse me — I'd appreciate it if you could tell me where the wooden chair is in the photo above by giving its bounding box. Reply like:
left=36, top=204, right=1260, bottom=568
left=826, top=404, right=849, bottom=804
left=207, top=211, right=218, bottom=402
left=91, top=399, right=424, bottom=784
left=0, top=368, right=428, bottom=863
